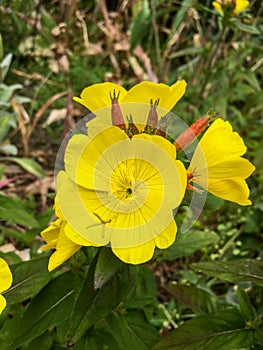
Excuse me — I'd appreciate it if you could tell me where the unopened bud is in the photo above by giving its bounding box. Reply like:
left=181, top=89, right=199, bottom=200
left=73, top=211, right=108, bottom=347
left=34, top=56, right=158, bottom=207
left=110, top=90, right=126, bottom=131
left=174, top=115, right=214, bottom=151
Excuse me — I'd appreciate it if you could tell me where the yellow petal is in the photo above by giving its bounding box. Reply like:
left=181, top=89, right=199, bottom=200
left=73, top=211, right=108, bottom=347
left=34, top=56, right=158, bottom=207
left=56, top=171, right=110, bottom=246
left=189, top=118, right=255, bottom=205
left=123, top=80, right=187, bottom=114
left=48, top=224, right=81, bottom=271
left=154, top=219, right=177, bottom=249
left=64, top=126, right=129, bottom=190
left=0, top=258, right=12, bottom=293
left=207, top=178, right=252, bottom=205
left=212, top=1, right=223, bottom=12
left=112, top=239, right=155, bottom=264
left=73, top=82, right=127, bottom=111
left=65, top=223, right=101, bottom=247
left=40, top=218, right=61, bottom=250
left=235, top=0, right=249, bottom=13
left=0, top=294, right=7, bottom=315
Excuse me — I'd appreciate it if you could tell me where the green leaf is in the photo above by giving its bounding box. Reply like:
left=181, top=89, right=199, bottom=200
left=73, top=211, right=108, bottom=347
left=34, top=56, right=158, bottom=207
left=191, top=259, right=263, bottom=286
left=0, top=271, right=80, bottom=349
left=3, top=157, right=46, bottom=178
left=0, top=116, right=9, bottom=143
left=22, top=331, right=53, bottom=350
left=68, top=257, right=136, bottom=345
left=232, top=20, right=260, bottom=35
left=130, top=0, right=151, bottom=50
left=4, top=256, right=51, bottom=305
left=237, top=287, right=256, bottom=322
left=0, top=194, right=39, bottom=227
left=170, top=0, right=193, bottom=32
left=94, top=247, right=124, bottom=289
left=157, top=230, right=219, bottom=260
left=152, top=309, right=254, bottom=350
left=0, top=53, right=12, bottom=81
left=164, top=284, right=221, bottom=314
left=105, top=311, right=160, bottom=350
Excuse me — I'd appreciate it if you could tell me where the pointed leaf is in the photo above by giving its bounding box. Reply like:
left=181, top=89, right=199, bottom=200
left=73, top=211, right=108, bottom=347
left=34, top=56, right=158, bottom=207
left=4, top=157, right=46, bottom=178
left=165, top=284, right=220, bottom=314
left=4, top=256, right=51, bottom=305
left=68, top=258, right=136, bottom=345
left=0, top=271, right=80, bottom=349
left=157, top=230, right=219, bottom=260
left=237, top=287, right=256, bottom=322
left=94, top=247, right=123, bottom=289
left=192, top=259, right=263, bottom=286
left=0, top=194, right=39, bottom=227
left=105, top=311, right=160, bottom=350
left=152, top=309, right=254, bottom=350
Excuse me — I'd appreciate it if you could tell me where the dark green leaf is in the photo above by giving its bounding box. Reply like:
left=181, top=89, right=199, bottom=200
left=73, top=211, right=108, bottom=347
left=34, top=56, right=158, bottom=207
left=94, top=247, right=124, bottom=289
left=157, top=230, right=219, bottom=260
left=130, top=1, right=151, bottom=50
left=165, top=284, right=221, bottom=313
left=4, top=256, right=51, bottom=305
left=152, top=309, right=254, bottom=350
left=105, top=311, right=160, bottom=350
left=192, top=259, right=263, bottom=286
left=237, top=287, right=256, bottom=322
left=22, top=331, right=53, bottom=350
left=68, top=258, right=136, bottom=345
left=0, top=194, right=39, bottom=227
left=0, top=271, right=80, bottom=349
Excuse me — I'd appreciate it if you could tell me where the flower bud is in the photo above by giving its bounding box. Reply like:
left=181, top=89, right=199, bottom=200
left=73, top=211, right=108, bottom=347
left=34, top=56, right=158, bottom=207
left=174, top=115, right=214, bottom=151
left=110, top=90, right=126, bottom=131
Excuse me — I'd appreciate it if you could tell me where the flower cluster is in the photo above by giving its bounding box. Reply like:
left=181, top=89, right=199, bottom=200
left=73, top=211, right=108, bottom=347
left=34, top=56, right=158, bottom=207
left=41, top=81, right=255, bottom=270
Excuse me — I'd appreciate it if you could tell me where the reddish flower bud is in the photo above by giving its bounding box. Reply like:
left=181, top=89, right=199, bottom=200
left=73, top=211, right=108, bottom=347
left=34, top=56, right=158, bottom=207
left=174, top=115, right=214, bottom=151
left=110, top=90, right=126, bottom=131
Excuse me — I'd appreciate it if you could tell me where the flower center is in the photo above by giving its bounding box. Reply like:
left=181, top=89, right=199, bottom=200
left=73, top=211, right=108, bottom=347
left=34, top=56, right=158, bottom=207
left=111, top=161, right=136, bottom=201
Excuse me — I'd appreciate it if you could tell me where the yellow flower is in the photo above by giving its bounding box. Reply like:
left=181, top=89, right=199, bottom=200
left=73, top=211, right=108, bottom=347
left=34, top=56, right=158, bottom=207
left=187, top=118, right=255, bottom=205
left=74, top=80, right=187, bottom=114
left=55, top=125, right=187, bottom=265
left=73, top=81, right=187, bottom=133
left=212, top=0, right=249, bottom=15
left=0, top=258, right=12, bottom=314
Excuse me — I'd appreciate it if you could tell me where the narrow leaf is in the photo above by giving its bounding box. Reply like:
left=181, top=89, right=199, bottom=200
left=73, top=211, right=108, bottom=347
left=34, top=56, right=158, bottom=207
left=4, top=256, right=51, bottom=305
left=191, top=259, right=263, bottom=286
left=165, top=284, right=220, bottom=314
left=152, top=309, right=254, bottom=350
left=94, top=247, right=123, bottom=289
left=3, top=157, right=46, bottom=178
left=237, top=287, right=256, bottom=322
left=68, top=259, right=136, bottom=345
left=0, top=194, right=39, bottom=227
left=157, top=230, right=219, bottom=260
left=0, top=271, right=80, bottom=349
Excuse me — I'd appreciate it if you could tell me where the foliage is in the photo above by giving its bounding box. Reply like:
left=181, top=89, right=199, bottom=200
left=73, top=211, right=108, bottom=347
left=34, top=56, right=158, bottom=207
left=0, top=0, right=262, bottom=349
